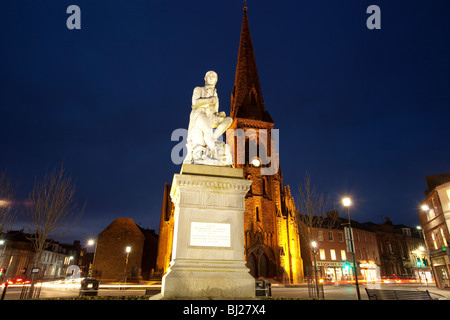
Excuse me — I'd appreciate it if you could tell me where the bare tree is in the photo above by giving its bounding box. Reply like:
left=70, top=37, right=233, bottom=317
left=0, top=171, right=16, bottom=236
left=296, top=172, right=335, bottom=245
left=296, top=172, right=336, bottom=299
left=23, top=163, right=85, bottom=299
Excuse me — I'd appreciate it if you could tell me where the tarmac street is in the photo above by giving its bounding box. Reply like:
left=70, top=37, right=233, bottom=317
left=2, top=281, right=450, bottom=300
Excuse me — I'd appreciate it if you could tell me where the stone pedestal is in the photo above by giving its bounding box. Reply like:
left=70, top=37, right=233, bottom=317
left=161, top=164, right=255, bottom=299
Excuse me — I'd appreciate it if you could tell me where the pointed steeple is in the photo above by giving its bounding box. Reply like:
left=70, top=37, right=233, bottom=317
left=231, top=6, right=273, bottom=123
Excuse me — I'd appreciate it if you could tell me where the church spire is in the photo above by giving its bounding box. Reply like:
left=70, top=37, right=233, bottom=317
left=231, top=6, right=273, bottom=123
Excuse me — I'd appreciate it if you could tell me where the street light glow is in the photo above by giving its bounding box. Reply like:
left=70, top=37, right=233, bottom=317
left=251, top=157, right=261, bottom=167
left=342, top=197, right=351, bottom=207
left=125, top=246, right=131, bottom=253
left=421, top=204, right=429, bottom=211
left=0, top=200, right=10, bottom=207
left=311, top=241, right=317, bottom=248
left=87, top=239, right=95, bottom=246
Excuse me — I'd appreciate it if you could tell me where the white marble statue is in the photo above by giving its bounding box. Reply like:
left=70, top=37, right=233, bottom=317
left=183, top=71, right=233, bottom=166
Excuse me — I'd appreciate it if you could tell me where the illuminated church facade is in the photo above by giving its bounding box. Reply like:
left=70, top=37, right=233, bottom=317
left=156, top=6, right=303, bottom=284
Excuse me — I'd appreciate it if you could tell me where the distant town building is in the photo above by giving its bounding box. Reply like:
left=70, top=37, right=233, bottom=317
left=300, top=212, right=380, bottom=284
left=91, top=217, right=158, bottom=282
left=0, top=230, right=84, bottom=281
left=418, top=173, right=450, bottom=289
left=363, top=218, right=430, bottom=282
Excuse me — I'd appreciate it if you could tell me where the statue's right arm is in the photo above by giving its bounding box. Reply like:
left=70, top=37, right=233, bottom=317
left=192, top=87, right=215, bottom=108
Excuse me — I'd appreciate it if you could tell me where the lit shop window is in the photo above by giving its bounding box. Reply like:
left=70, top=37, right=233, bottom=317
left=319, top=249, right=326, bottom=260
left=441, top=228, right=448, bottom=247
left=432, top=233, right=438, bottom=250
left=330, top=249, right=336, bottom=260
left=341, top=250, right=346, bottom=261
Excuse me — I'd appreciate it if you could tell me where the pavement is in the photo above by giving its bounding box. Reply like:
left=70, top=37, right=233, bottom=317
left=270, top=283, right=450, bottom=300
left=413, top=285, right=450, bottom=300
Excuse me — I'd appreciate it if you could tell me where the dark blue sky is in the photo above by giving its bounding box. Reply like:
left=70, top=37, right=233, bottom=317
left=1, top=1, right=450, bottom=244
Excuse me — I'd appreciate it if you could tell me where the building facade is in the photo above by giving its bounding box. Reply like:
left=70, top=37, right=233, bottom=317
left=300, top=213, right=380, bottom=284
left=92, top=217, right=158, bottom=282
left=156, top=6, right=304, bottom=284
left=0, top=230, right=84, bottom=281
left=363, top=219, right=429, bottom=282
left=92, top=217, right=145, bottom=282
left=418, top=173, right=450, bottom=289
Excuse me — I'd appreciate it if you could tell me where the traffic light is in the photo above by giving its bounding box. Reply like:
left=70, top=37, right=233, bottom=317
left=343, top=262, right=351, bottom=270
left=0, top=268, right=5, bottom=276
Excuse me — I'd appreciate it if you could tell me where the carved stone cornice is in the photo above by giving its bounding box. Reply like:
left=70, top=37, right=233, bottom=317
left=170, top=171, right=252, bottom=210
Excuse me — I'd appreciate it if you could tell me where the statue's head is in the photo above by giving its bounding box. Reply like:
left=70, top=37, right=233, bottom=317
left=204, top=71, right=218, bottom=86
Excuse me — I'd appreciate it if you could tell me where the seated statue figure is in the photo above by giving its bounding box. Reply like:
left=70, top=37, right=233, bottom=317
left=183, top=71, right=233, bottom=166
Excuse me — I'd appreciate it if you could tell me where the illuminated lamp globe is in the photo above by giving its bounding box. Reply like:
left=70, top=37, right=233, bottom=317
left=342, top=197, right=351, bottom=207
left=251, top=157, right=261, bottom=167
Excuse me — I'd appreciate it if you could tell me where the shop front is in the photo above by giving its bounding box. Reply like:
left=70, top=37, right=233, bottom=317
left=316, top=261, right=348, bottom=284
left=360, top=262, right=381, bottom=289
left=432, top=255, right=450, bottom=289
left=316, top=261, right=381, bottom=286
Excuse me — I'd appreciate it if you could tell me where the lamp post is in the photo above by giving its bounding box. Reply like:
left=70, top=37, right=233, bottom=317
left=417, top=222, right=433, bottom=286
left=87, top=239, right=97, bottom=278
left=0, top=239, right=8, bottom=301
left=124, top=246, right=131, bottom=285
left=0, top=239, right=6, bottom=265
left=343, top=197, right=361, bottom=300
left=311, top=241, right=321, bottom=299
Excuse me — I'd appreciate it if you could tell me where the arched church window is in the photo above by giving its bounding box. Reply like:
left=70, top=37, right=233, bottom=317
left=246, top=174, right=252, bottom=194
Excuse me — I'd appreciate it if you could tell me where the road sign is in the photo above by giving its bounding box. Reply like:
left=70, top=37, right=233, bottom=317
left=344, top=227, right=355, bottom=253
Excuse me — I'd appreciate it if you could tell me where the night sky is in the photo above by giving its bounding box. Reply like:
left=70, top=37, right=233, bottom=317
left=1, top=1, right=450, bottom=245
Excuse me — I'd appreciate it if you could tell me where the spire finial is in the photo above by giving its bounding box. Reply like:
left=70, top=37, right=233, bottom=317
left=243, top=0, right=247, bottom=11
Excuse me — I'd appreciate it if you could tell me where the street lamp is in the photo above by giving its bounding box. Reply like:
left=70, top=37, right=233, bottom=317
left=0, top=240, right=6, bottom=267
left=0, top=200, right=10, bottom=207
left=416, top=225, right=432, bottom=285
left=0, top=239, right=8, bottom=301
left=124, top=246, right=131, bottom=285
left=87, top=239, right=97, bottom=278
left=311, top=241, right=321, bottom=299
left=342, top=197, right=361, bottom=300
